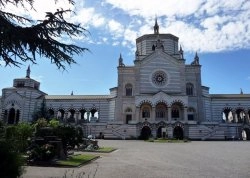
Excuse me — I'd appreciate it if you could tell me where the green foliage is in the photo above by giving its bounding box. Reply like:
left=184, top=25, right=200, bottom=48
left=27, top=143, right=56, bottom=162
left=0, top=140, right=24, bottom=178
left=34, top=118, right=48, bottom=128
left=5, top=122, right=34, bottom=152
left=48, top=118, right=60, bottom=128
left=56, top=125, right=78, bottom=149
left=0, top=0, right=89, bottom=69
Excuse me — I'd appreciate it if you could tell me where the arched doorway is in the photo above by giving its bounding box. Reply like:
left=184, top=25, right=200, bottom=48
left=173, top=126, right=184, bottom=140
left=8, top=108, right=15, bottom=124
left=140, top=126, right=151, bottom=140
left=242, top=128, right=250, bottom=140
left=157, top=126, right=167, bottom=138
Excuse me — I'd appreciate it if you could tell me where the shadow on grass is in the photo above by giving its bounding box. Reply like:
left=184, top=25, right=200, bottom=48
left=27, top=154, right=99, bottom=168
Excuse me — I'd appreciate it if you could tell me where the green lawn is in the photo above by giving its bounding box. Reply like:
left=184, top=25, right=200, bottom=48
left=96, top=147, right=116, bottom=153
left=56, top=154, right=99, bottom=167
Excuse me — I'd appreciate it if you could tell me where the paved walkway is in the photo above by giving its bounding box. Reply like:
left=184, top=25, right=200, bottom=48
left=22, top=140, right=250, bottom=178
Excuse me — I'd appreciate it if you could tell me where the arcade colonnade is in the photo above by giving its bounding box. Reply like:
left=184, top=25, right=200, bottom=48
left=125, top=99, right=196, bottom=124
left=222, top=107, right=250, bottom=124
left=47, top=107, right=99, bottom=123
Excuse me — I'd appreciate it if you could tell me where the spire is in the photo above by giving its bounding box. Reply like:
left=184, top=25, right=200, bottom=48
left=71, top=91, right=74, bottom=95
left=26, top=65, right=30, bottom=78
left=240, top=88, right=243, bottom=94
left=118, top=53, right=125, bottom=67
left=154, top=17, right=159, bottom=34
left=191, top=52, right=200, bottom=65
left=179, top=45, right=184, bottom=59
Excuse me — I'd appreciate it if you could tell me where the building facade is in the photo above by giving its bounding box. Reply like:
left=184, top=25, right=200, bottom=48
left=1, top=20, right=250, bottom=140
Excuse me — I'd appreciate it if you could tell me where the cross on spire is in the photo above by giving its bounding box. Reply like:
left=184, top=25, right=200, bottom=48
left=154, top=18, right=159, bottom=34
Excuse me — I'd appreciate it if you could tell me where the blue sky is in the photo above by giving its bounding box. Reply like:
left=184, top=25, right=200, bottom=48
left=1, top=0, right=250, bottom=95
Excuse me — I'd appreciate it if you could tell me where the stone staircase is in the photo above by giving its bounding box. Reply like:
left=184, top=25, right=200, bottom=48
left=188, top=124, right=225, bottom=140
left=103, top=124, right=136, bottom=139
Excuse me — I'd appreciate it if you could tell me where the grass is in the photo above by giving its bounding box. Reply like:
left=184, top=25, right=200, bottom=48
left=56, top=154, right=99, bottom=167
left=84, top=147, right=116, bottom=153
left=147, top=138, right=190, bottom=143
left=96, top=147, right=116, bottom=153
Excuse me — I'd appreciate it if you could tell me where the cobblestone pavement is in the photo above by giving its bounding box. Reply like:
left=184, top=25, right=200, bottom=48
left=22, top=140, right=250, bottom=178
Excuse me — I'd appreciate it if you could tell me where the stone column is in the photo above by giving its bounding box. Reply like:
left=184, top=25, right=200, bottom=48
left=75, top=111, right=79, bottom=124
left=167, top=107, right=171, bottom=122
left=64, top=112, right=68, bottom=123
left=232, top=112, right=236, bottom=123
left=246, top=113, right=250, bottom=124
left=135, top=107, right=140, bottom=122
left=152, top=107, right=156, bottom=122
left=87, top=111, right=90, bottom=122
left=184, top=107, right=188, bottom=122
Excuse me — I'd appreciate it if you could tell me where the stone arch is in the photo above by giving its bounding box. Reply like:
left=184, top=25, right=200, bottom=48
left=89, top=106, right=99, bottom=122
left=8, top=108, right=15, bottom=124
left=140, top=126, right=152, bottom=140
left=79, top=108, right=88, bottom=122
left=222, top=107, right=234, bottom=123
left=171, top=101, right=185, bottom=121
left=57, top=108, right=65, bottom=121
left=138, top=100, right=153, bottom=107
left=7, top=107, right=20, bottom=124
left=140, top=102, right=152, bottom=121
left=47, top=108, right=55, bottom=119
left=235, top=107, right=246, bottom=123
left=170, top=100, right=186, bottom=107
left=154, top=100, right=168, bottom=107
left=241, top=127, right=250, bottom=140
left=155, top=102, right=168, bottom=120
left=173, top=126, right=184, bottom=140
left=67, top=108, right=76, bottom=123
left=125, top=83, right=133, bottom=96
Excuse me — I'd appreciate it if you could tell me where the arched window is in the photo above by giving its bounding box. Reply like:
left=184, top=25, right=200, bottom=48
left=187, top=107, right=195, bottom=121
left=186, top=83, right=194, bottom=96
left=125, top=107, right=132, bottom=124
left=142, top=107, right=150, bottom=118
left=171, top=107, right=179, bottom=118
left=125, top=83, right=133, bottom=96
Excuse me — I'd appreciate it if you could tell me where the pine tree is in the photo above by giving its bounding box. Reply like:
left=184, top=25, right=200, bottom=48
left=0, top=0, right=88, bottom=69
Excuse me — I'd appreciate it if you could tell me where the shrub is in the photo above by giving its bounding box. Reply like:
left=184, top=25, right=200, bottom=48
left=0, top=140, right=24, bottom=178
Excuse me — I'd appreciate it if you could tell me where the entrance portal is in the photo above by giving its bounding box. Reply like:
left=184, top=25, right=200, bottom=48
left=173, top=126, right=184, bottom=140
left=140, top=126, right=151, bottom=140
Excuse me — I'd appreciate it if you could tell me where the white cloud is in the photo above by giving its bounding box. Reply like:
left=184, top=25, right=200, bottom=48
left=105, top=0, right=203, bottom=18
left=2, top=0, right=250, bottom=53
left=107, top=20, right=124, bottom=36
left=103, top=0, right=250, bottom=53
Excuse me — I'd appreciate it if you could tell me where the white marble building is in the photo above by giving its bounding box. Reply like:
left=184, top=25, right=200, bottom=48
left=1, top=20, right=250, bottom=140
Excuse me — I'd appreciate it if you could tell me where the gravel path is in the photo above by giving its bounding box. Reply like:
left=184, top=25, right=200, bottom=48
left=22, top=140, right=250, bottom=178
